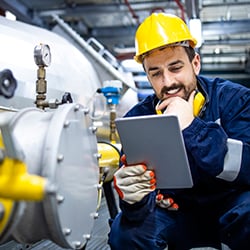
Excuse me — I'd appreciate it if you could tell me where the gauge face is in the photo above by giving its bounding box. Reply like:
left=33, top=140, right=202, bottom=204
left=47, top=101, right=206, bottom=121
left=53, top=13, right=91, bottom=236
left=34, top=44, right=51, bottom=67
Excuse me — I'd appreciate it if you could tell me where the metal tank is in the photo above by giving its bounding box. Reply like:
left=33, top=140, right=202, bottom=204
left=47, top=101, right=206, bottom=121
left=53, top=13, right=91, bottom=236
left=0, top=15, right=102, bottom=110
left=0, top=104, right=99, bottom=249
left=0, top=15, right=127, bottom=249
left=0, top=15, right=138, bottom=140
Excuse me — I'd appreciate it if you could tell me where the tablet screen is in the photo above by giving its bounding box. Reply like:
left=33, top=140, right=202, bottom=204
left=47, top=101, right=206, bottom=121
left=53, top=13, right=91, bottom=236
left=115, top=114, right=193, bottom=189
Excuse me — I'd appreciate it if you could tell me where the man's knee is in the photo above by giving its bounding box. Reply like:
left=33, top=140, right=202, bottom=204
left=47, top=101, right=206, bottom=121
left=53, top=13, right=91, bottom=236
left=108, top=210, right=169, bottom=250
left=220, top=191, right=250, bottom=249
left=108, top=213, right=132, bottom=249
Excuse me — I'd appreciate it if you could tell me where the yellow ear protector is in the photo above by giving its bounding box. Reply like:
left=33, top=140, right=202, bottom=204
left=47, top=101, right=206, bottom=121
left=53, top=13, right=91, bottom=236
left=156, top=91, right=205, bottom=117
left=193, top=91, right=205, bottom=116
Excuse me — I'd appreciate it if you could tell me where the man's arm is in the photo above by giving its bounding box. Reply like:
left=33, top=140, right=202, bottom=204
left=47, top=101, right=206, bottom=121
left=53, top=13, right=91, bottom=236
left=183, top=78, right=250, bottom=186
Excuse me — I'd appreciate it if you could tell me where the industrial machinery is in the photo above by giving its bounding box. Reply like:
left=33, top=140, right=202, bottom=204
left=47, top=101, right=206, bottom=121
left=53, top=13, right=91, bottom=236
left=0, top=15, right=134, bottom=249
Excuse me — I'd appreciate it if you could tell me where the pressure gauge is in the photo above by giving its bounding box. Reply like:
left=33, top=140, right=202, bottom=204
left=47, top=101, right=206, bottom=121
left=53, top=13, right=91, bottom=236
left=34, top=44, right=51, bottom=67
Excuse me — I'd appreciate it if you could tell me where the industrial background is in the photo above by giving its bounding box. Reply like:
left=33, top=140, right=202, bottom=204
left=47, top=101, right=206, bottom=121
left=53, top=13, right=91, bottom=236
left=1, top=0, right=250, bottom=85
left=0, top=1, right=249, bottom=250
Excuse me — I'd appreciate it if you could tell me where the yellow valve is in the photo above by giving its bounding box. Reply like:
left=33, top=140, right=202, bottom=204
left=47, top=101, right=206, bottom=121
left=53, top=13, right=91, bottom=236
left=98, top=142, right=120, bottom=170
left=96, top=142, right=120, bottom=211
left=0, top=157, right=47, bottom=201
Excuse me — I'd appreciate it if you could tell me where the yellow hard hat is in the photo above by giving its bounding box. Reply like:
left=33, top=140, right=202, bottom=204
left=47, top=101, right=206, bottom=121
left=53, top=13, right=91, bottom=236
left=134, top=13, right=197, bottom=63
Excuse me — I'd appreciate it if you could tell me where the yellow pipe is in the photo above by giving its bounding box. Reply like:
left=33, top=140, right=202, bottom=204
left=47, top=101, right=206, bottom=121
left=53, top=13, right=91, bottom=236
left=0, top=132, right=47, bottom=236
left=0, top=157, right=46, bottom=201
left=0, top=158, right=47, bottom=235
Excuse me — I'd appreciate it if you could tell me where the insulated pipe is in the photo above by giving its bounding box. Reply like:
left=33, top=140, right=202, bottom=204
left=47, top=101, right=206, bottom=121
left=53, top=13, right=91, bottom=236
left=52, top=14, right=138, bottom=92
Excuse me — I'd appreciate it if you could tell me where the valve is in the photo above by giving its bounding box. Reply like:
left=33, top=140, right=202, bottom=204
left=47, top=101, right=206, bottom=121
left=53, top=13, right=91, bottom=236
left=61, top=92, right=73, bottom=104
left=46, top=92, right=73, bottom=108
left=97, top=80, right=122, bottom=143
left=33, top=44, right=73, bottom=109
left=0, top=69, right=17, bottom=98
left=34, top=44, right=51, bottom=109
left=96, top=80, right=122, bottom=105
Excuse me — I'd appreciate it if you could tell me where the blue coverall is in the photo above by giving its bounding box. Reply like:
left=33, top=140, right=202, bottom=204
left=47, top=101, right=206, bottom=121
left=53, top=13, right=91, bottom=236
left=108, top=75, right=250, bottom=250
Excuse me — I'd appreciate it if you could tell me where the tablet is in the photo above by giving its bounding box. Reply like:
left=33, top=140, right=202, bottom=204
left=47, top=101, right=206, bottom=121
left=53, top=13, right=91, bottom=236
left=115, top=114, right=193, bottom=189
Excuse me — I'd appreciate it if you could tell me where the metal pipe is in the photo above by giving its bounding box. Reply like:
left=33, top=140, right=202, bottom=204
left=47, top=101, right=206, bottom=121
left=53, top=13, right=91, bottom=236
left=124, top=0, right=140, bottom=25
left=174, top=0, right=185, bottom=21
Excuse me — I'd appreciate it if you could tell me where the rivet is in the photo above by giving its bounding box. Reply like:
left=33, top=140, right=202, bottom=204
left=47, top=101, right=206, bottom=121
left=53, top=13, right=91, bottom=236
left=83, top=234, right=91, bottom=240
left=56, top=194, right=65, bottom=203
left=94, top=153, right=102, bottom=159
left=72, top=241, right=82, bottom=248
left=82, top=107, right=89, bottom=114
left=64, top=120, right=70, bottom=128
left=74, top=104, right=80, bottom=112
left=46, top=183, right=57, bottom=195
left=89, top=126, right=97, bottom=133
left=63, top=228, right=71, bottom=236
left=90, top=212, right=99, bottom=219
left=57, top=154, right=64, bottom=162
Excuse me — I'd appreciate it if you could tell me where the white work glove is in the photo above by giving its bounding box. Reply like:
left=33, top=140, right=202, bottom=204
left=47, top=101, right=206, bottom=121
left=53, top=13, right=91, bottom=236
left=113, top=155, right=156, bottom=204
left=156, top=193, right=179, bottom=210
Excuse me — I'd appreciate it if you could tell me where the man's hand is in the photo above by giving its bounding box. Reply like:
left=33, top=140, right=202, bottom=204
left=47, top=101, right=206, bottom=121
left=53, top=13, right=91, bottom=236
left=157, top=91, right=196, bottom=130
left=113, top=155, right=156, bottom=204
left=156, top=193, right=179, bottom=210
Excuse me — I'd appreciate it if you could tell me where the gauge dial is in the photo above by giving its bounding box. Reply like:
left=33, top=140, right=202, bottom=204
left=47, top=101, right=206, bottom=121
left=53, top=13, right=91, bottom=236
left=34, top=44, right=51, bottom=67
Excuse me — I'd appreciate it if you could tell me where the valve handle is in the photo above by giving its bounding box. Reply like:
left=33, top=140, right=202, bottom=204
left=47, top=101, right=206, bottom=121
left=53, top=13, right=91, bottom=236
left=0, top=69, right=17, bottom=98
left=61, top=92, right=73, bottom=104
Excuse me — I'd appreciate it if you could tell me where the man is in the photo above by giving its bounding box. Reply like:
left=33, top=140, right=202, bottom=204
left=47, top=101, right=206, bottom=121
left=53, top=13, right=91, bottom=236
left=108, top=13, right=250, bottom=250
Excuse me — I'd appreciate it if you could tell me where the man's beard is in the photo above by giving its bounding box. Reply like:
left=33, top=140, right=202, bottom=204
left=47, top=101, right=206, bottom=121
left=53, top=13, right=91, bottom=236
left=159, top=83, right=191, bottom=101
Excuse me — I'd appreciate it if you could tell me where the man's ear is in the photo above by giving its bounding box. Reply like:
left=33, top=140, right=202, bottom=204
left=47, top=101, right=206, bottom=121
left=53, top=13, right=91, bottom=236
left=192, top=53, right=201, bottom=75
